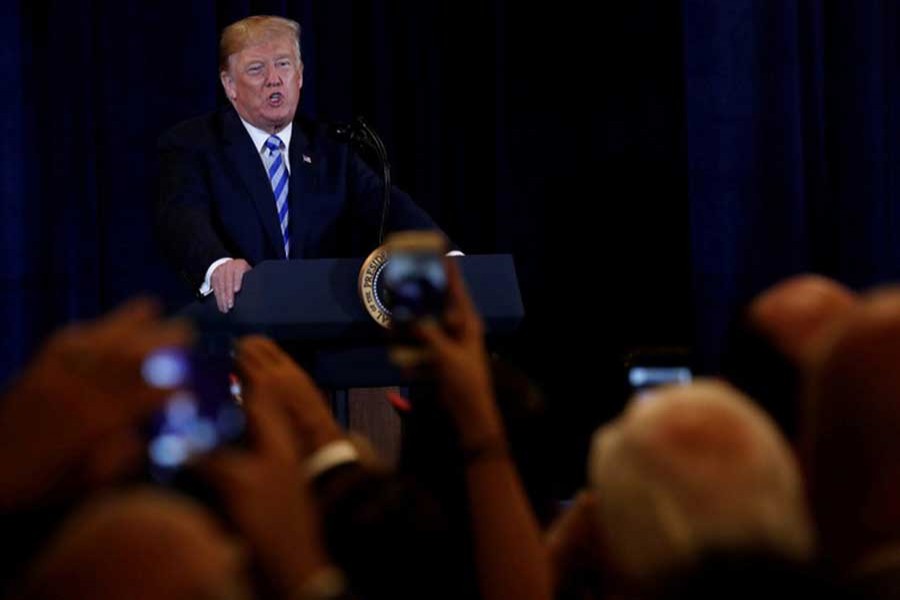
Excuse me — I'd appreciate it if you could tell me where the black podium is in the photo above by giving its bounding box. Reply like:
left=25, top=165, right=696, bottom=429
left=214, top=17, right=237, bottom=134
left=180, top=254, right=524, bottom=388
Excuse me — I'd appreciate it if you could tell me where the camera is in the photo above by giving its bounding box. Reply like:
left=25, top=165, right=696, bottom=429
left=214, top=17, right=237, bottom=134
left=382, top=230, right=448, bottom=324
left=382, top=230, right=448, bottom=368
left=140, top=334, right=245, bottom=483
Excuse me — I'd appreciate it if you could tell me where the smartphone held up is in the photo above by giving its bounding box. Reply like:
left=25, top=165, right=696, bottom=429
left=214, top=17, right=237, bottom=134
left=140, top=334, right=244, bottom=482
left=382, top=230, right=450, bottom=368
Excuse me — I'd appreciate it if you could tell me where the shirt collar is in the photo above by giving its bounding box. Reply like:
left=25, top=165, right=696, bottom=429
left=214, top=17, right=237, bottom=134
left=238, top=117, right=293, bottom=160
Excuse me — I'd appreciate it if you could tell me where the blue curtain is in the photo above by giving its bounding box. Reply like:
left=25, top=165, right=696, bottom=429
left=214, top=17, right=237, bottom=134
left=684, top=0, right=900, bottom=370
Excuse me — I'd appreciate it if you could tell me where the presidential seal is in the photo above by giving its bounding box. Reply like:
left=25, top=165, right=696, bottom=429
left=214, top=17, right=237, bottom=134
left=358, top=245, right=392, bottom=328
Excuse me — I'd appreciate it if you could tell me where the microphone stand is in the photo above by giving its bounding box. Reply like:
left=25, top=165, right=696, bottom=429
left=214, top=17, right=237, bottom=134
left=331, top=117, right=392, bottom=245
left=355, top=117, right=392, bottom=246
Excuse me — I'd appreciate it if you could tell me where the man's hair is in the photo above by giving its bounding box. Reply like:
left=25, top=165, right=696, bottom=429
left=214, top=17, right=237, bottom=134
left=219, top=15, right=302, bottom=72
left=588, top=380, right=814, bottom=586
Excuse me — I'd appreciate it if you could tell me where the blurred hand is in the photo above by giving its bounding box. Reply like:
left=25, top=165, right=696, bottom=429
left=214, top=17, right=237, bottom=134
left=412, top=258, right=503, bottom=445
left=211, top=259, right=251, bottom=313
left=236, top=336, right=343, bottom=458
left=546, top=491, right=602, bottom=591
left=415, top=260, right=553, bottom=600
left=0, top=298, right=192, bottom=510
left=199, top=399, right=332, bottom=595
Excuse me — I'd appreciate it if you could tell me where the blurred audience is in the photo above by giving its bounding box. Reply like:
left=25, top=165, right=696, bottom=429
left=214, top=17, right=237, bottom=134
left=409, top=258, right=553, bottom=600
left=17, top=489, right=253, bottom=600
left=721, top=274, right=857, bottom=439
left=8, top=269, right=900, bottom=600
left=804, top=288, right=900, bottom=599
left=197, top=392, right=342, bottom=599
left=236, top=336, right=466, bottom=600
left=551, top=380, right=813, bottom=599
left=9, top=344, right=346, bottom=599
left=0, top=298, right=191, bottom=512
left=395, top=354, right=556, bottom=600
left=0, top=299, right=191, bottom=592
left=746, top=274, right=858, bottom=369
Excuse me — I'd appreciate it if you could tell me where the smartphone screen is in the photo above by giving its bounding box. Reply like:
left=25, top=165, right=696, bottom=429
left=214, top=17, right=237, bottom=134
left=383, top=231, right=447, bottom=325
left=381, top=231, right=449, bottom=371
left=141, top=337, right=244, bottom=482
left=623, top=347, right=693, bottom=400
left=383, top=246, right=447, bottom=323
left=628, top=365, right=692, bottom=398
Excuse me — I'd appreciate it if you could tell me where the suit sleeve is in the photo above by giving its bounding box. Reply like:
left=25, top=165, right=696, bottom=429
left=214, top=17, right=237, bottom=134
left=346, top=152, right=451, bottom=242
left=156, top=134, right=231, bottom=290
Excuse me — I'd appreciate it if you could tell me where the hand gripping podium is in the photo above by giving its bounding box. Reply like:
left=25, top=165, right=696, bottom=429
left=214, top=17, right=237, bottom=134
left=180, top=255, right=524, bottom=388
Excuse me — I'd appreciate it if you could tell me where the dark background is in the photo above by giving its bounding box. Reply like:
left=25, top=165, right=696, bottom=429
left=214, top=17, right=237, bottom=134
left=4, top=1, right=900, bottom=493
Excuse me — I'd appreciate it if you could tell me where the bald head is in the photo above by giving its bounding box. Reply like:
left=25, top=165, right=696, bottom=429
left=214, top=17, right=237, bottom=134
left=589, top=380, right=813, bottom=586
left=805, top=287, right=900, bottom=568
left=748, top=274, right=857, bottom=368
left=22, top=489, right=252, bottom=600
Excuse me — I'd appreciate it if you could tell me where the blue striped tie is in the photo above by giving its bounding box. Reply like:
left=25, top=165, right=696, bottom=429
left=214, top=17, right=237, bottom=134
left=264, top=135, right=290, bottom=258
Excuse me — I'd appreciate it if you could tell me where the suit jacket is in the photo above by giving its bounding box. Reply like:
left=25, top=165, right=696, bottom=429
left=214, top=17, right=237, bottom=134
left=156, top=106, right=443, bottom=289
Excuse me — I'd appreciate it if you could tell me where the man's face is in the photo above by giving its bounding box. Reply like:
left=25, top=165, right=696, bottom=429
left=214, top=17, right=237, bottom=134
left=221, top=36, right=303, bottom=133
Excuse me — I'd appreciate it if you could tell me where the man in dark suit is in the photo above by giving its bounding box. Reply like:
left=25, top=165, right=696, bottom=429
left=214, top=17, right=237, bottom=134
left=156, top=15, right=444, bottom=313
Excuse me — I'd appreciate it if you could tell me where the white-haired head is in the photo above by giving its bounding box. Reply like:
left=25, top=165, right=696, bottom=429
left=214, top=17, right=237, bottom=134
left=589, top=379, right=813, bottom=586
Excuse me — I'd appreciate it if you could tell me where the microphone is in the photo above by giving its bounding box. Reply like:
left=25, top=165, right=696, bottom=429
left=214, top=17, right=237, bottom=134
left=327, top=121, right=361, bottom=143
left=328, top=117, right=392, bottom=245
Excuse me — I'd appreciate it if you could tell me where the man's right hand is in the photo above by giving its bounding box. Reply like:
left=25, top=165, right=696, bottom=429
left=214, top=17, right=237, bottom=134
left=211, top=259, right=251, bottom=313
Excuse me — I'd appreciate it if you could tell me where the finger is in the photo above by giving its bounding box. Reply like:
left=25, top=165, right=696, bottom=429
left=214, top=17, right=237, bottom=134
left=195, top=450, right=253, bottom=492
left=241, top=336, right=285, bottom=364
left=215, top=285, right=228, bottom=313
left=128, top=320, right=194, bottom=360
left=93, top=385, right=172, bottom=429
left=99, top=297, right=161, bottom=328
left=233, top=264, right=245, bottom=294
left=101, top=327, right=194, bottom=392
left=227, top=264, right=236, bottom=295
left=224, top=268, right=236, bottom=310
left=236, top=338, right=269, bottom=375
left=222, top=283, right=234, bottom=312
left=443, top=303, right=467, bottom=338
left=216, top=266, right=232, bottom=309
left=87, top=320, right=192, bottom=388
left=441, top=260, right=471, bottom=336
left=236, top=337, right=285, bottom=380
left=88, top=321, right=193, bottom=401
left=235, top=353, right=267, bottom=389
left=87, top=297, right=162, bottom=343
left=244, top=398, right=298, bottom=460
left=411, top=318, right=455, bottom=359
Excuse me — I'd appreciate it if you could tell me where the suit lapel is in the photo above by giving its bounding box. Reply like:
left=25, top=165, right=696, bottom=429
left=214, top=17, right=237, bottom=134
left=220, top=109, right=286, bottom=259
left=287, top=124, right=319, bottom=258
